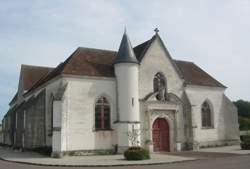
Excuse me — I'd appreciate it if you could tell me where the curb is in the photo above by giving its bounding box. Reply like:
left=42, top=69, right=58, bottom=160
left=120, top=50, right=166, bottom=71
left=0, top=157, right=199, bottom=167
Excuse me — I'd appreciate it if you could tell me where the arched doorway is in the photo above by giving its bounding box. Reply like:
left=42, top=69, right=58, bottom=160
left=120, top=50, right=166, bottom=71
left=152, top=118, right=170, bottom=151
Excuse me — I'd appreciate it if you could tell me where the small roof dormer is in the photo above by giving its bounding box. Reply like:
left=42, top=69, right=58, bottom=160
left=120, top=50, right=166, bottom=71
left=113, top=31, right=139, bottom=64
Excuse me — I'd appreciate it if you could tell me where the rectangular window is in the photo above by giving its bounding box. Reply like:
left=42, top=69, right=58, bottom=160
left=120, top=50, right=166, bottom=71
left=104, top=106, right=110, bottom=129
left=95, top=106, right=101, bottom=129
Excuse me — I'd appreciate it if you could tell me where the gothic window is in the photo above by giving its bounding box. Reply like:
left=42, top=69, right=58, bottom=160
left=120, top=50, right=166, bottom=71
left=153, top=73, right=167, bottom=101
left=201, top=101, right=213, bottom=128
left=95, top=96, right=111, bottom=130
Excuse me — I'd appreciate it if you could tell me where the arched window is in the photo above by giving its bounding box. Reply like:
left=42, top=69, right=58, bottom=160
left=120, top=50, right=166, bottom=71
left=95, top=96, right=111, bottom=130
left=153, top=73, right=167, bottom=101
left=201, top=101, right=213, bottom=127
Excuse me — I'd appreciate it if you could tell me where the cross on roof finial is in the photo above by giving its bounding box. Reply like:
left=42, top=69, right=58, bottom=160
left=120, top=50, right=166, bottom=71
left=154, top=28, right=159, bottom=34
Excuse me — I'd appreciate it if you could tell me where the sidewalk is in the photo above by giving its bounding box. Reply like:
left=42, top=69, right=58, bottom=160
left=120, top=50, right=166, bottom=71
left=0, top=147, right=195, bottom=167
left=197, top=145, right=250, bottom=155
left=1, top=145, right=248, bottom=167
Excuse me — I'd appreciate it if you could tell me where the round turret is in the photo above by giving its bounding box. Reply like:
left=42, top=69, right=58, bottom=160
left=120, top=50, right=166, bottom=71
left=114, top=32, right=140, bottom=122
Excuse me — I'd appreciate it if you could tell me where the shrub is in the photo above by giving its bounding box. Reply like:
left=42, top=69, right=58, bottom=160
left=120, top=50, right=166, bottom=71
left=241, top=142, right=250, bottom=150
left=124, top=146, right=150, bottom=160
left=240, top=135, right=250, bottom=150
left=32, top=146, right=52, bottom=156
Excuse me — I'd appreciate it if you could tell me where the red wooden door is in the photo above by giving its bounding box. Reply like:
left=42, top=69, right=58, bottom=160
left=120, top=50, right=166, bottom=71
left=152, top=118, right=170, bottom=151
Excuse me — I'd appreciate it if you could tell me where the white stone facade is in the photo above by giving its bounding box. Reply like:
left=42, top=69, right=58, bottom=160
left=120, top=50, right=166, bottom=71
left=50, top=36, right=239, bottom=154
left=2, top=32, right=240, bottom=156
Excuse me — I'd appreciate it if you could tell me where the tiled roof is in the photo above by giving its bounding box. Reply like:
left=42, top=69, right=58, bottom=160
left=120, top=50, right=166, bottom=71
left=174, top=60, right=226, bottom=88
left=21, top=64, right=53, bottom=91
left=24, top=37, right=225, bottom=95
left=134, top=36, right=155, bottom=61
left=24, top=47, right=116, bottom=94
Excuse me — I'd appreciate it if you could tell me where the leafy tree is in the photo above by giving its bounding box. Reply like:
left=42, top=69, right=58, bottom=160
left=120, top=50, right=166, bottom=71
left=234, top=100, right=250, bottom=130
left=239, top=116, right=250, bottom=130
left=233, top=100, right=250, bottom=118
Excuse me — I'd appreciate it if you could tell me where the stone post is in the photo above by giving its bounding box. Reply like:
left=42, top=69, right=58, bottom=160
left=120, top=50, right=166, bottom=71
left=51, top=100, right=66, bottom=157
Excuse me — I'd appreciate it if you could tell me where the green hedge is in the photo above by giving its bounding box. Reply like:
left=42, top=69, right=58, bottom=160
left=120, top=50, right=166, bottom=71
left=32, top=146, right=52, bottom=156
left=124, top=146, right=150, bottom=161
left=240, top=135, right=250, bottom=150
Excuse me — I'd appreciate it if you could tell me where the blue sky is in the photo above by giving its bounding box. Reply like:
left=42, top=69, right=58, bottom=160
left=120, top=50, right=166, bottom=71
left=0, top=0, right=250, bottom=120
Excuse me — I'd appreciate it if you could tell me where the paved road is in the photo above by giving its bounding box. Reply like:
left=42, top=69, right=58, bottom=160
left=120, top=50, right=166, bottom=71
left=0, top=155, right=249, bottom=169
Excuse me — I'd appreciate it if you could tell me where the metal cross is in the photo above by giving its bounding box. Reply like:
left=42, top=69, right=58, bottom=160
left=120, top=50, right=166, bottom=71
left=154, top=28, right=159, bottom=34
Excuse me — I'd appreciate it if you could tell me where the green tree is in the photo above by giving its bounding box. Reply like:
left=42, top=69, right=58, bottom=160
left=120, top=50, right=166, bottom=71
left=233, top=100, right=250, bottom=117
left=234, top=100, right=250, bottom=130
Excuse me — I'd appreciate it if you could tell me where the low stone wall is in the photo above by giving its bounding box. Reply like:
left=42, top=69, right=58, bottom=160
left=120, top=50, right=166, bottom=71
left=51, top=149, right=114, bottom=158
left=199, top=139, right=240, bottom=149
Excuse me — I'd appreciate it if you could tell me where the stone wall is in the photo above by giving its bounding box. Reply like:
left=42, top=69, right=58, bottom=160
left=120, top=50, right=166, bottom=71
left=137, top=36, right=188, bottom=151
left=15, top=103, right=24, bottom=147
left=3, top=89, right=47, bottom=148
left=2, top=114, right=11, bottom=145
left=24, top=90, right=46, bottom=148
left=44, top=78, right=63, bottom=146
left=181, top=92, right=193, bottom=148
left=222, top=95, right=240, bottom=142
left=138, top=37, right=184, bottom=100
left=0, top=125, right=2, bottom=143
left=56, top=75, right=117, bottom=152
left=185, top=85, right=232, bottom=146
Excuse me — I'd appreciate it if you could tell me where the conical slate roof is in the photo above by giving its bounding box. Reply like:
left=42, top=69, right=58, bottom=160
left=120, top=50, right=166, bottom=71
left=113, top=31, right=139, bottom=64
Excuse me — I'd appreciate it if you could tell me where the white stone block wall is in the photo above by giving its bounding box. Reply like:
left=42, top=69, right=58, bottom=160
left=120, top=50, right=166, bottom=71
left=185, top=85, right=226, bottom=144
left=222, top=95, right=240, bottom=141
left=137, top=37, right=186, bottom=150
left=45, top=78, right=64, bottom=146
left=138, top=38, right=184, bottom=100
left=115, top=63, right=139, bottom=122
left=60, top=76, right=117, bottom=151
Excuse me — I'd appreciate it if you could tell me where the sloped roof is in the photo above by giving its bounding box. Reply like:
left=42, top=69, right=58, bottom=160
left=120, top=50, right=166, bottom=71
left=21, top=64, right=53, bottom=91
left=25, top=47, right=116, bottom=94
left=114, top=32, right=139, bottom=64
left=174, top=60, right=226, bottom=88
left=24, top=36, right=226, bottom=95
left=9, top=93, right=17, bottom=105
left=133, top=36, right=155, bottom=62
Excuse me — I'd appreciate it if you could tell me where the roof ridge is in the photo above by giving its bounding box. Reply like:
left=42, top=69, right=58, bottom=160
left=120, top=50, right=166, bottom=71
left=191, top=63, right=226, bottom=88
left=175, top=60, right=226, bottom=88
left=174, top=59, right=194, bottom=64
left=78, top=47, right=117, bottom=53
left=133, top=35, right=156, bottom=61
left=24, top=47, right=83, bottom=95
left=21, top=64, right=54, bottom=70
left=134, top=39, right=151, bottom=48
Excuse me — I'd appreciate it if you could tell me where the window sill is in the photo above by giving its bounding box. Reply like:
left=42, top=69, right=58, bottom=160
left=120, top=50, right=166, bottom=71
left=201, top=127, right=214, bottom=130
left=93, top=129, right=114, bottom=132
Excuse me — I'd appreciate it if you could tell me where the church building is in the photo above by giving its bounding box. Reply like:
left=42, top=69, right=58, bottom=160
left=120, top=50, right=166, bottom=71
left=1, top=30, right=240, bottom=156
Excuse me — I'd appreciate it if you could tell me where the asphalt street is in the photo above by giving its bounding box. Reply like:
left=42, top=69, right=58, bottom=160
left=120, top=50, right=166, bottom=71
left=0, top=154, right=249, bottom=169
